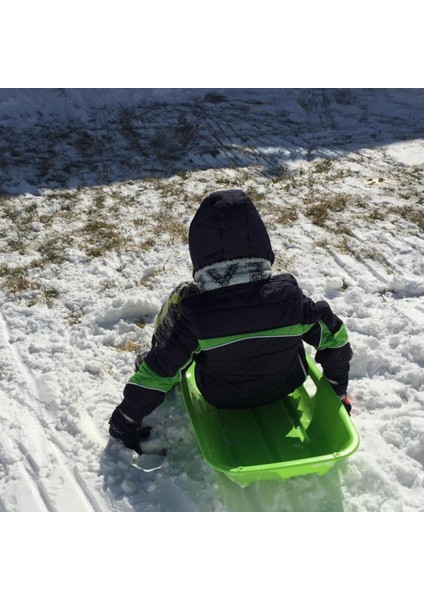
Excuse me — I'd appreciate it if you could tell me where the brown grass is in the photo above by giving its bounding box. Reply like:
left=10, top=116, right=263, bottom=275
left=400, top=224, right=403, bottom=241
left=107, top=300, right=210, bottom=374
left=274, top=206, right=299, bottom=225
left=116, top=339, right=141, bottom=353
left=81, top=220, right=124, bottom=257
left=304, top=193, right=349, bottom=226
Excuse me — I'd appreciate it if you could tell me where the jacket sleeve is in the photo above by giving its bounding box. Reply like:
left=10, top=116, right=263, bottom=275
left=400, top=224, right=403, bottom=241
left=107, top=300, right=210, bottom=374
left=300, top=295, right=353, bottom=396
left=118, top=283, right=200, bottom=422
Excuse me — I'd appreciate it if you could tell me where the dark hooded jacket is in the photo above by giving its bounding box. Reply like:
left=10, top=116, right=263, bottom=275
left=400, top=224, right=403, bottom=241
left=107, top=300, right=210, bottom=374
left=120, top=190, right=352, bottom=421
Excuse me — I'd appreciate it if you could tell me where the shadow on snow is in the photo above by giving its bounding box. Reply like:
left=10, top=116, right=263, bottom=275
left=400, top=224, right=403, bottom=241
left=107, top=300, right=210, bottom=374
left=1, top=88, right=424, bottom=196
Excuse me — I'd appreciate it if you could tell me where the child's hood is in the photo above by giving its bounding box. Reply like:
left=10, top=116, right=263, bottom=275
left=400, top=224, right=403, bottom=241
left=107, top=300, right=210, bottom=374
left=188, top=189, right=275, bottom=274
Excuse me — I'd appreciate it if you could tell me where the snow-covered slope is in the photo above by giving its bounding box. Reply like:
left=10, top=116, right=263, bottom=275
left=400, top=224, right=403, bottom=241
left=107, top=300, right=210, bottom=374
left=0, top=88, right=423, bottom=511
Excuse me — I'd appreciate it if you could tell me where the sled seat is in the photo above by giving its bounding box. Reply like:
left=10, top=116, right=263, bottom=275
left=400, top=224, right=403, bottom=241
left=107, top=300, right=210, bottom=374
left=180, top=355, right=359, bottom=485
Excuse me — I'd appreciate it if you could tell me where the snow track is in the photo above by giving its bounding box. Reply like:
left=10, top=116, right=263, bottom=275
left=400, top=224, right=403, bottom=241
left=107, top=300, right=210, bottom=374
left=0, top=312, right=106, bottom=511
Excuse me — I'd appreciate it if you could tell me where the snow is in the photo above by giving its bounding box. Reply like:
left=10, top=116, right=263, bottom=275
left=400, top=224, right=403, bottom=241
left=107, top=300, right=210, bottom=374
left=0, top=88, right=423, bottom=515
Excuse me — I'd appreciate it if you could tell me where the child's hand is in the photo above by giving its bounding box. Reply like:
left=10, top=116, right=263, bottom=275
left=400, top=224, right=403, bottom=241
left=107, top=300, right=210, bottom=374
left=339, top=396, right=352, bottom=415
left=108, top=407, right=152, bottom=453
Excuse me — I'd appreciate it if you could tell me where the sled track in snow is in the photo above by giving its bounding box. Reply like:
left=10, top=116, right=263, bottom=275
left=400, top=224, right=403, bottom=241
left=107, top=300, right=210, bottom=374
left=16, top=441, right=56, bottom=512
left=327, top=248, right=390, bottom=288
left=0, top=312, right=105, bottom=512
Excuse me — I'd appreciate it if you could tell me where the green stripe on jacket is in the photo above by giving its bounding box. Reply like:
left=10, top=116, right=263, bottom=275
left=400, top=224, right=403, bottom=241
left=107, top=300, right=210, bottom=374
left=318, top=320, right=349, bottom=350
left=129, top=350, right=200, bottom=392
left=198, top=323, right=316, bottom=351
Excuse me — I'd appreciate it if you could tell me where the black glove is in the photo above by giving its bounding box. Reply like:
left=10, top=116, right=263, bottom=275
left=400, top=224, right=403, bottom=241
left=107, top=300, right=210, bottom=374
left=108, top=407, right=152, bottom=454
left=316, top=344, right=352, bottom=398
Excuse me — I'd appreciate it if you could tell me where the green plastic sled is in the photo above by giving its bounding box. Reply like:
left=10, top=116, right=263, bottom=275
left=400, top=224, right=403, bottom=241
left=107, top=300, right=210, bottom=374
left=180, top=355, right=359, bottom=485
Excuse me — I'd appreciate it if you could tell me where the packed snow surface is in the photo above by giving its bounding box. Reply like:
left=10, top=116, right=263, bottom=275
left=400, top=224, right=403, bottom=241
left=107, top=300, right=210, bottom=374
left=0, top=88, right=423, bottom=511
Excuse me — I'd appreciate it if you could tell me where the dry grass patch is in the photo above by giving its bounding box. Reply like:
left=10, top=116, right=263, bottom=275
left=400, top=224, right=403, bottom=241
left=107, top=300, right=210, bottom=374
left=392, top=206, right=424, bottom=230
left=312, top=159, right=333, bottom=174
left=153, top=218, right=188, bottom=244
left=116, top=339, right=141, bottom=353
left=65, top=306, right=84, bottom=326
left=37, top=233, right=74, bottom=264
left=81, top=220, right=125, bottom=257
left=0, top=264, right=60, bottom=307
left=304, top=193, right=349, bottom=226
left=274, top=205, right=299, bottom=226
left=2, top=273, right=33, bottom=294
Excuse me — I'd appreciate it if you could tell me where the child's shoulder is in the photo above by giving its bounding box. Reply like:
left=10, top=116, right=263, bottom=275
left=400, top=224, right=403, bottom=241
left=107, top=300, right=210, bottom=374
left=269, top=272, right=300, bottom=289
left=260, top=273, right=304, bottom=304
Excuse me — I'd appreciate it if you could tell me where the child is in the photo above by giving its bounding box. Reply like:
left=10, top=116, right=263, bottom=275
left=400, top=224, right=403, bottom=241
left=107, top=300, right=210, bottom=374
left=109, top=189, right=353, bottom=453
